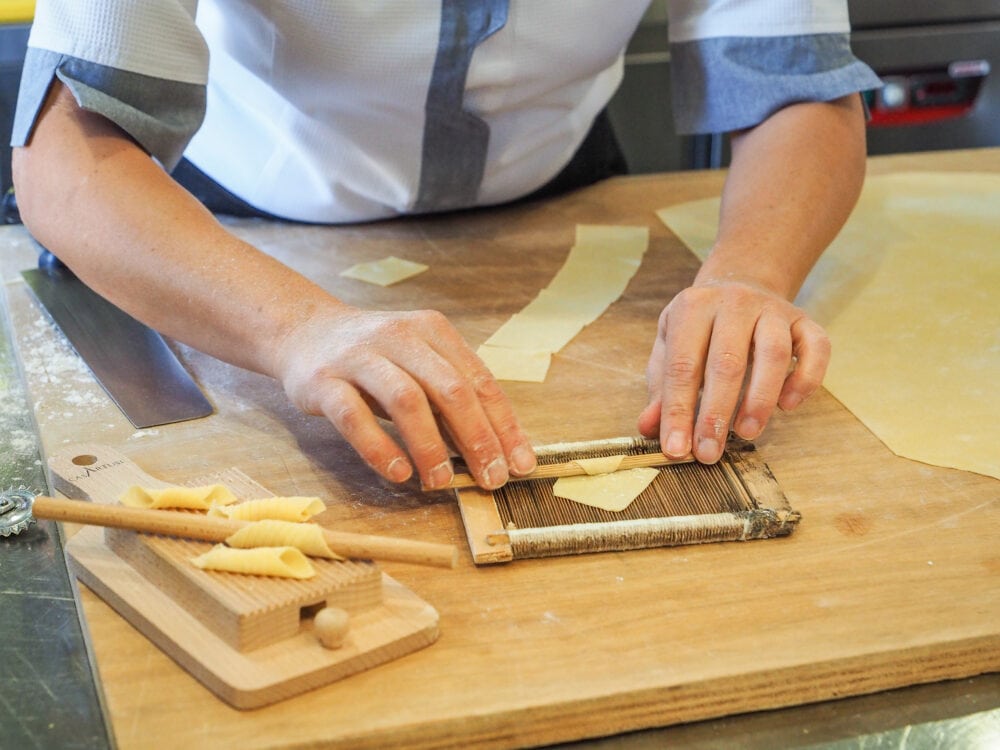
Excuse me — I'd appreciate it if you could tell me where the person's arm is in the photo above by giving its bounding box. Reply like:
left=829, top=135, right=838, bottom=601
left=13, top=80, right=536, bottom=489
left=638, top=94, right=866, bottom=462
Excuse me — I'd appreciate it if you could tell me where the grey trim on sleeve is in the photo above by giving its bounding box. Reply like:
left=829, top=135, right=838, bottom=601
left=11, top=48, right=206, bottom=170
left=411, top=0, right=508, bottom=214
left=669, top=33, right=884, bottom=134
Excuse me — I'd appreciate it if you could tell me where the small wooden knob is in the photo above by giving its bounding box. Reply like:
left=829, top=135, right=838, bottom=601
left=314, top=607, right=350, bottom=649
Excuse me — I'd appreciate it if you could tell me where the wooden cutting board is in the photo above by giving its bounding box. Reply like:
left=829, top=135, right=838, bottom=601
left=48, top=444, right=439, bottom=709
left=4, top=149, right=998, bottom=748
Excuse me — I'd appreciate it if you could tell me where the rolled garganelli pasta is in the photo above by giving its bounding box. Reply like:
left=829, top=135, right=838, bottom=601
left=225, top=520, right=342, bottom=560
left=207, top=496, right=325, bottom=522
left=120, top=484, right=238, bottom=510
left=191, top=544, right=316, bottom=579
left=570, top=455, right=626, bottom=475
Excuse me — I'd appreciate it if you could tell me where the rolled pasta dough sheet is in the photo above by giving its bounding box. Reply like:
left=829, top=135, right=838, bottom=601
left=570, top=455, right=625, bottom=475
left=656, top=172, right=1000, bottom=481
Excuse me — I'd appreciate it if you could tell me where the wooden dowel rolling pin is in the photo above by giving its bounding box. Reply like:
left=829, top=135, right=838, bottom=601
left=30, top=495, right=458, bottom=569
left=445, top=451, right=696, bottom=490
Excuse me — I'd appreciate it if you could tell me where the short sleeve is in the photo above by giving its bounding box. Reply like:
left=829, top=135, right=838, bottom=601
left=666, top=0, right=883, bottom=134
left=11, top=0, right=210, bottom=169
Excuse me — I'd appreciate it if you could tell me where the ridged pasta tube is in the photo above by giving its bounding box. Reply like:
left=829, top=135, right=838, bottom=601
left=120, top=484, right=238, bottom=510
left=225, top=520, right=342, bottom=560
left=191, top=544, right=315, bottom=579
left=208, top=496, right=325, bottom=522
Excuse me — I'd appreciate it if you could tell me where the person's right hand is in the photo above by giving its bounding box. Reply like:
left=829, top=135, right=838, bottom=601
left=11, top=78, right=534, bottom=493
left=277, top=304, right=537, bottom=490
left=637, top=277, right=830, bottom=464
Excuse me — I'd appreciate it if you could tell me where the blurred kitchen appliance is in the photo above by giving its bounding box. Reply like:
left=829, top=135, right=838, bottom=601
left=0, top=22, right=29, bottom=198
left=609, top=1, right=1000, bottom=172
left=850, top=1, right=1000, bottom=156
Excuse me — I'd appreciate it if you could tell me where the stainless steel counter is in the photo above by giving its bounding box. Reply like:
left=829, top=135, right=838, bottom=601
left=0, top=300, right=111, bottom=749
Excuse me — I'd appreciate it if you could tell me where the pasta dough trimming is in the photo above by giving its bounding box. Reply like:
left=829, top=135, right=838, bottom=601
left=339, top=255, right=428, bottom=286
left=477, top=224, right=649, bottom=382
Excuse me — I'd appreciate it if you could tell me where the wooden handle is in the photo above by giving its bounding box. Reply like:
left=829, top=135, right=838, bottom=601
left=444, top=452, right=695, bottom=490
left=31, top=496, right=458, bottom=569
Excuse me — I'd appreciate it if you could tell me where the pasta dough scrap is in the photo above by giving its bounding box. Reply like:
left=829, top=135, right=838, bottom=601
left=225, top=520, right=343, bottom=560
left=574, top=224, right=649, bottom=253
left=479, top=224, right=649, bottom=382
left=120, top=484, right=238, bottom=510
left=208, top=496, right=326, bottom=522
left=191, top=544, right=316, bottom=579
left=476, top=345, right=551, bottom=383
left=553, top=467, right=660, bottom=512
left=339, top=255, right=428, bottom=286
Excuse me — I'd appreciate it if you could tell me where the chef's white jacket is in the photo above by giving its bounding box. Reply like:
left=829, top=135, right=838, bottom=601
left=13, top=1, right=880, bottom=223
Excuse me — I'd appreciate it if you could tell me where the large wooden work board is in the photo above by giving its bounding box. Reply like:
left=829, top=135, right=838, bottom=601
left=1, top=149, right=997, bottom=749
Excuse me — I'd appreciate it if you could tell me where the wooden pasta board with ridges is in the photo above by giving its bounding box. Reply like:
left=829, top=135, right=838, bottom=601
left=455, top=436, right=799, bottom=564
left=49, top=443, right=439, bottom=709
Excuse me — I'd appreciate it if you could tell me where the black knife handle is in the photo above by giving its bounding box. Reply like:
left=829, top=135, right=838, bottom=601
left=1, top=187, right=21, bottom=225
left=38, top=248, right=71, bottom=273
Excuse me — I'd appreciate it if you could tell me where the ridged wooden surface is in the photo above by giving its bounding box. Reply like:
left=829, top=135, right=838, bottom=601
left=48, top=443, right=437, bottom=704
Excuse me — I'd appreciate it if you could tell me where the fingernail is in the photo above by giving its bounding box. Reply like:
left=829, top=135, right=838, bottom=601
left=483, top=457, right=509, bottom=489
left=510, top=444, right=537, bottom=475
left=427, top=460, right=453, bottom=489
left=782, top=393, right=803, bottom=411
left=697, top=437, right=721, bottom=463
left=387, top=457, right=412, bottom=482
left=665, top=431, right=689, bottom=457
left=738, top=417, right=761, bottom=439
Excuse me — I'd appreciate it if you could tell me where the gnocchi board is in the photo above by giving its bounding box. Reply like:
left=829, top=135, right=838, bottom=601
left=456, top=436, right=799, bottom=564
left=48, top=443, right=440, bottom=709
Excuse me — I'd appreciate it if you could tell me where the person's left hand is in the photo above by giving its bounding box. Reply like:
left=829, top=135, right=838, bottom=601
left=637, top=278, right=830, bottom=463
